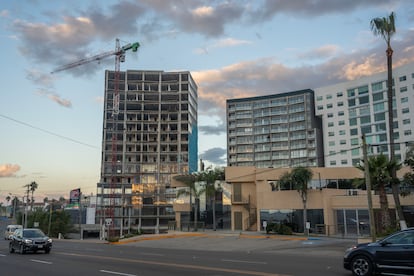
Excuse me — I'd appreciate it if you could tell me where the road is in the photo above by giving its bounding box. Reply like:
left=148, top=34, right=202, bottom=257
left=0, top=226, right=355, bottom=276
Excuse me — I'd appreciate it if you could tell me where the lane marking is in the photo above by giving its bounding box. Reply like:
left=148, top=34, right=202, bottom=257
left=30, top=259, right=53, bottom=265
left=58, top=252, right=289, bottom=276
left=222, top=259, right=267, bottom=265
left=140, top=252, right=164, bottom=256
left=0, top=254, right=7, bottom=257
left=100, top=270, right=136, bottom=276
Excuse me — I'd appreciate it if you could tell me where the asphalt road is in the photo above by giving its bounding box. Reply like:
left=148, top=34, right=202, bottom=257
left=0, top=223, right=356, bottom=276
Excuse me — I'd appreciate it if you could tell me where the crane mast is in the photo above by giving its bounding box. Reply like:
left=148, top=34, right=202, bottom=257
left=51, top=39, right=140, bottom=238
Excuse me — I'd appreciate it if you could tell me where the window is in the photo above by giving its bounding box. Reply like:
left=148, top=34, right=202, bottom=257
left=338, top=111, right=345, bottom=116
left=327, top=113, right=333, bottom=118
left=350, top=138, right=359, bottom=145
left=349, top=118, right=357, bottom=126
left=400, top=86, right=408, bottom=93
left=341, top=160, right=348, bottom=165
left=350, top=128, right=358, bottom=136
left=361, top=126, right=372, bottom=134
left=375, top=123, right=386, bottom=132
left=339, top=130, right=346, bottom=135
left=326, top=95, right=332, bottom=99
left=328, top=122, right=334, bottom=127
left=405, top=130, right=412, bottom=136
left=317, top=105, right=323, bottom=110
left=403, top=119, right=410, bottom=125
left=338, top=101, right=344, bottom=107
left=327, top=103, right=333, bottom=109
left=373, top=92, right=384, bottom=101
left=375, top=113, right=385, bottom=122
left=316, top=96, right=323, bottom=101
left=328, top=132, right=334, bottom=137
left=372, top=82, right=383, bottom=91
left=348, top=99, right=356, bottom=107
left=402, top=108, right=410, bottom=114
left=359, top=96, right=369, bottom=104
left=330, top=160, right=337, bottom=166
left=374, top=102, right=385, bottom=112
left=347, top=89, right=355, bottom=97
left=329, top=141, right=335, bottom=146
left=401, top=97, right=408, bottom=103
left=399, top=75, right=406, bottom=82
left=339, top=120, right=345, bottom=126
left=340, top=140, right=346, bottom=145
left=337, top=92, right=343, bottom=97
left=379, top=134, right=387, bottom=142
left=358, top=85, right=369, bottom=95
left=360, top=116, right=371, bottom=124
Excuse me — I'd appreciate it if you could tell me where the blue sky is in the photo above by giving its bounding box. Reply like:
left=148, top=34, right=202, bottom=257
left=1, top=0, right=414, bottom=203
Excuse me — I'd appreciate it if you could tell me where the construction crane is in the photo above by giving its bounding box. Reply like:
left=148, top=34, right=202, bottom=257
left=51, top=38, right=140, bottom=238
left=51, top=39, right=140, bottom=114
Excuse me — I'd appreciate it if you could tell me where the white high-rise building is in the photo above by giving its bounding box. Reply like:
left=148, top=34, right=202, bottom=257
left=314, top=63, right=414, bottom=167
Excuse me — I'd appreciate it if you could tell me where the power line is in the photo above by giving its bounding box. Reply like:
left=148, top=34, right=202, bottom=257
left=0, top=113, right=99, bottom=149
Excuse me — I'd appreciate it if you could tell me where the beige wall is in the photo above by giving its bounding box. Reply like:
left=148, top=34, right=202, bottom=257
left=225, top=166, right=414, bottom=233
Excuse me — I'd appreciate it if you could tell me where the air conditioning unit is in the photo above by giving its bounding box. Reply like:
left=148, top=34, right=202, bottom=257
left=347, top=189, right=358, bottom=196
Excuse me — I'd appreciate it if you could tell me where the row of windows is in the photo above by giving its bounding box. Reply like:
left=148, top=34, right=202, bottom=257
left=316, top=73, right=414, bottom=101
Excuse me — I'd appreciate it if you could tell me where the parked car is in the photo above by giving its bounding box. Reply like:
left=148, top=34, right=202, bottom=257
left=4, top=224, right=22, bottom=240
left=343, top=228, right=414, bottom=276
left=9, top=228, right=52, bottom=254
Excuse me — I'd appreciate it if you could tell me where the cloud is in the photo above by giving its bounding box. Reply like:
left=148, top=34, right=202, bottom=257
left=249, top=0, right=394, bottom=21
left=199, top=122, right=227, bottom=135
left=297, top=44, right=340, bottom=60
left=0, top=9, right=9, bottom=18
left=0, top=164, right=20, bottom=177
left=36, top=89, right=72, bottom=108
left=193, top=28, right=414, bottom=132
left=200, top=147, right=227, bottom=165
left=26, top=69, right=54, bottom=88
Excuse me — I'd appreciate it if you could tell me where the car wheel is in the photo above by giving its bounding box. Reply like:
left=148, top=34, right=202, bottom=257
left=19, top=244, right=25, bottom=255
left=9, top=243, right=14, bottom=253
left=351, top=255, right=373, bottom=276
left=45, top=248, right=50, bottom=254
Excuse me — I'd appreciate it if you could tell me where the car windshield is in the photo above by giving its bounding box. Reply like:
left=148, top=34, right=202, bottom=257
left=23, top=230, right=46, bottom=238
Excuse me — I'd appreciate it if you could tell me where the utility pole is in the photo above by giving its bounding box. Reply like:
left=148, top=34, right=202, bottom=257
left=362, top=134, right=376, bottom=242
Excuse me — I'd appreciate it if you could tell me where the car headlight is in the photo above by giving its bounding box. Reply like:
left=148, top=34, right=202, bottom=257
left=344, top=245, right=357, bottom=257
left=47, top=238, right=52, bottom=243
left=24, top=239, right=33, bottom=245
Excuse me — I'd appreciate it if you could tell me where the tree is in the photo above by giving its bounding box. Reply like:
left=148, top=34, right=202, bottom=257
left=196, top=167, right=225, bottom=230
left=6, top=195, right=11, bottom=206
left=356, top=154, right=401, bottom=233
left=174, top=174, right=206, bottom=231
left=401, top=144, right=414, bottom=196
left=24, top=181, right=38, bottom=210
left=278, top=167, right=313, bottom=234
left=370, top=11, right=406, bottom=229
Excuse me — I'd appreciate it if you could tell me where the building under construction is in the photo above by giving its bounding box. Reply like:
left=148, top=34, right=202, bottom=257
left=96, top=70, right=198, bottom=235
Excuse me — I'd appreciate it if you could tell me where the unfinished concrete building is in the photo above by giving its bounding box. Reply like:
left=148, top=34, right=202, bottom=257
left=97, top=70, right=198, bottom=235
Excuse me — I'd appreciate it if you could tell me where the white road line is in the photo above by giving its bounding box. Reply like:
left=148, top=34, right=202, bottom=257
left=100, top=270, right=137, bottom=276
left=140, top=252, right=164, bottom=256
left=0, top=254, right=7, bottom=257
left=30, top=259, right=53, bottom=265
left=221, top=259, right=267, bottom=265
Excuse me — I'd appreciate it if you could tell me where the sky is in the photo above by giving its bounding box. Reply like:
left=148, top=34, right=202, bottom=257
left=1, top=0, right=414, bottom=204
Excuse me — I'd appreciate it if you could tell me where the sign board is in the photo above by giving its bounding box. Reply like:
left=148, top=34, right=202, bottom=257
left=306, top=222, right=310, bottom=229
left=34, top=222, right=39, bottom=227
left=105, top=218, right=113, bottom=226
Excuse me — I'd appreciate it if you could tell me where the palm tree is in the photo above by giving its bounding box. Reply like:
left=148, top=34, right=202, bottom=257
left=356, top=154, right=401, bottom=233
left=370, top=12, right=406, bottom=229
left=290, top=167, right=313, bottom=235
left=29, top=181, right=38, bottom=210
left=196, top=167, right=225, bottom=231
left=174, top=174, right=206, bottom=231
left=279, top=167, right=313, bottom=234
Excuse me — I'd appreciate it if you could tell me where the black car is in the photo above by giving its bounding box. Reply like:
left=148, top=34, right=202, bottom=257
left=343, top=228, right=414, bottom=276
left=9, top=228, right=52, bottom=254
